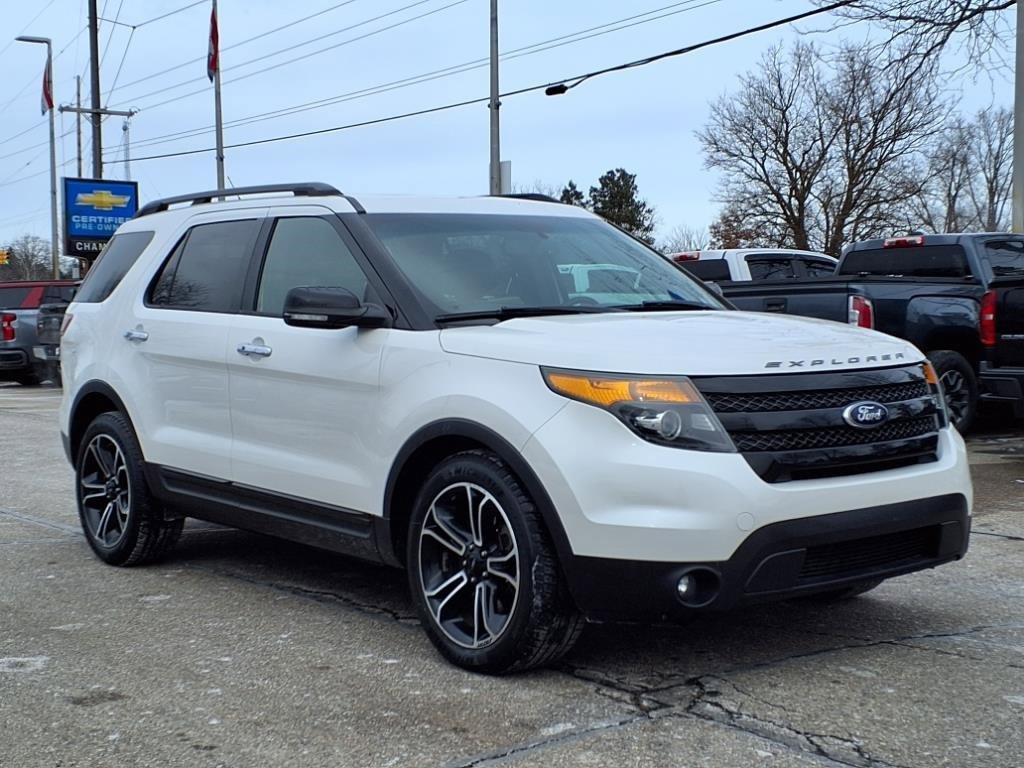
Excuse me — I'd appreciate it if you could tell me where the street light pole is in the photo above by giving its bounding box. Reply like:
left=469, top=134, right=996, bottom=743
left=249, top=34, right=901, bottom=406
left=16, top=36, right=60, bottom=280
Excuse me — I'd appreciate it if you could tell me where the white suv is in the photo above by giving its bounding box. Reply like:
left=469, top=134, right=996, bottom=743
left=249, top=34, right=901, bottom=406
left=59, top=183, right=973, bottom=673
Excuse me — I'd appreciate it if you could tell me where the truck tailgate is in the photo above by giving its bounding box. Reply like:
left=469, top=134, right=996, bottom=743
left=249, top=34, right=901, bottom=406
left=721, top=279, right=854, bottom=324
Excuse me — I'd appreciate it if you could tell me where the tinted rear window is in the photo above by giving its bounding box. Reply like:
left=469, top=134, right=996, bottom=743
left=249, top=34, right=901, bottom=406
left=75, top=231, right=155, bottom=303
left=683, top=260, right=732, bottom=282
left=839, top=245, right=970, bottom=278
left=149, top=220, right=259, bottom=313
left=0, top=287, right=34, bottom=308
left=747, top=257, right=797, bottom=280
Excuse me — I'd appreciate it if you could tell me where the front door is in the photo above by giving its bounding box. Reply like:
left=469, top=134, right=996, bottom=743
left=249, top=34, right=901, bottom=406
left=227, top=210, right=387, bottom=514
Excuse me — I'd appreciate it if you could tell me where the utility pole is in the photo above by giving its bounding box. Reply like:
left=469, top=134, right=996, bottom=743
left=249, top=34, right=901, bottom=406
left=488, top=0, right=501, bottom=195
left=75, top=76, right=83, bottom=177
left=88, top=0, right=102, bottom=178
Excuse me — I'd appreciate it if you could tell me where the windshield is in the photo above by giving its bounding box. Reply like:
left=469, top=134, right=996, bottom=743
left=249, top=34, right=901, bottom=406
left=364, top=214, right=725, bottom=320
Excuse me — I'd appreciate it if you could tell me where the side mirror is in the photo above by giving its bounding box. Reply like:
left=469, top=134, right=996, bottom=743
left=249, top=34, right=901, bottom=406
left=282, top=286, right=390, bottom=329
left=705, top=281, right=725, bottom=297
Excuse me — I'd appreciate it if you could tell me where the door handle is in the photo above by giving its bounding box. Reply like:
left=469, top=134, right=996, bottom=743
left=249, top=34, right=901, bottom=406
left=123, top=329, right=149, bottom=342
left=237, top=342, right=272, bottom=358
left=764, top=299, right=787, bottom=312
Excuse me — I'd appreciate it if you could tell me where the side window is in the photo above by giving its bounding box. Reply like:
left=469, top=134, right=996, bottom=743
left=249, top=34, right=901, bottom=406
left=803, top=259, right=837, bottom=277
left=149, top=219, right=260, bottom=312
left=256, top=217, right=369, bottom=316
left=984, top=240, right=1024, bottom=275
left=747, top=257, right=797, bottom=280
left=74, top=231, right=154, bottom=303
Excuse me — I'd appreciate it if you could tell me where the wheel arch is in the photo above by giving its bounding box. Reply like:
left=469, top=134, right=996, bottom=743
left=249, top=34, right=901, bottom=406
left=68, top=381, right=134, bottom=466
left=380, top=419, right=574, bottom=569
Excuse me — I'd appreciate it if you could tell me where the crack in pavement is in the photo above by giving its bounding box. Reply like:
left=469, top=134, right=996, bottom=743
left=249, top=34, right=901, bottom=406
left=443, top=713, right=653, bottom=768
left=0, top=508, right=80, bottom=535
left=179, top=562, right=421, bottom=627
left=681, top=677, right=912, bottom=768
left=972, top=529, right=1024, bottom=542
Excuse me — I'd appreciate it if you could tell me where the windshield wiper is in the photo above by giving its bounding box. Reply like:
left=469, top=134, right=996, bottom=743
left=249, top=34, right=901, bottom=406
left=613, top=300, right=714, bottom=312
left=435, top=305, right=619, bottom=325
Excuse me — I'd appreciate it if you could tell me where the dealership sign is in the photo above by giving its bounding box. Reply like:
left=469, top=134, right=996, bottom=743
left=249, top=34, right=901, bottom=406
left=63, top=177, right=139, bottom=259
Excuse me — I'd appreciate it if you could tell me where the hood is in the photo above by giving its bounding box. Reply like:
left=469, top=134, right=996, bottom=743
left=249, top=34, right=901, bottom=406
left=439, top=311, right=922, bottom=376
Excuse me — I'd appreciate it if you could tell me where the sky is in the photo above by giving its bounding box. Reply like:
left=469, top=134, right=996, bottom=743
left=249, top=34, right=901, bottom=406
left=0, top=0, right=1015, bottom=248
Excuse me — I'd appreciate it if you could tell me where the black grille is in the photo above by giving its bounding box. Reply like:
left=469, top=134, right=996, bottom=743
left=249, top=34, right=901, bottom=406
left=706, top=381, right=930, bottom=413
left=799, top=526, right=940, bottom=582
left=732, top=415, right=938, bottom=453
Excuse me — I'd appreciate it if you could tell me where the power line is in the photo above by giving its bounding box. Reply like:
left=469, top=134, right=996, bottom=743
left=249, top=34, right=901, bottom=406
left=113, top=0, right=724, bottom=154
left=108, top=0, right=366, bottom=95
left=135, top=0, right=208, bottom=28
left=105, top=27, right=136, bottom=105
left=110, top=0, right=468, bottom=108
left=104, top=1, right=858, bottom=167
left=99, top=0, right=127, bottom=68
left=0, top=127, right=76, bottom=163
left=0, top=0, right=60, bottom=59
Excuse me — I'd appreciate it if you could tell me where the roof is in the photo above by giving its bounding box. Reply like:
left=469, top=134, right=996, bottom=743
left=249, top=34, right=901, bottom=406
left=0, top=280, right=79, bottom=287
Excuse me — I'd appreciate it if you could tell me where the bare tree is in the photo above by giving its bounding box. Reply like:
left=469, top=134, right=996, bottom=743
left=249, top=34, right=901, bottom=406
left=699, top=42, right=944, bottom=255
left=814, top=0, right=1015, bottom=70
left=913, top=107, right=1013, bottom=232
left=0, top=235, right=51, bottom=281
left=660, top=224, right=710, bottom=253
left=511, top=180, right=563, bottom=200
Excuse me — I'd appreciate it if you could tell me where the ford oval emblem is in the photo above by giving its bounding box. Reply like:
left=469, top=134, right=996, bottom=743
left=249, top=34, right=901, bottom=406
left=842, top=401, right=889, bottom=429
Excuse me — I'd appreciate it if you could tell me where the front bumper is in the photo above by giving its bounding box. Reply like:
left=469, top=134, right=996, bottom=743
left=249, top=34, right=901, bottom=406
left=565, top=493, right=969, bottom=622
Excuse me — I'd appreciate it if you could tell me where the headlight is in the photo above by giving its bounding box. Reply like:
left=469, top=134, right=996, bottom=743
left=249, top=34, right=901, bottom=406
left=922, top=361, right=949, bottom=428
left=541, top=368, right=736, bottom=452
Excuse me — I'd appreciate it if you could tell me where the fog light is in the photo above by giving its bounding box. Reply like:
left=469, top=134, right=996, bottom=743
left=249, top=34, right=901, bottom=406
left=677, top=574, right=695, bottom=599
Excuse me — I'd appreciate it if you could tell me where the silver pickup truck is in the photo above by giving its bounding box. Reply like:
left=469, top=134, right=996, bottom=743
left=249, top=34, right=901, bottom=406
left=0, top=281, right=78, bottom=385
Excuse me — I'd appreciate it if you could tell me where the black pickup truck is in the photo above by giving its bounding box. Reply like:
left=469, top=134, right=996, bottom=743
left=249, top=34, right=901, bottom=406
left=714, top=234, right=1024, bottom=431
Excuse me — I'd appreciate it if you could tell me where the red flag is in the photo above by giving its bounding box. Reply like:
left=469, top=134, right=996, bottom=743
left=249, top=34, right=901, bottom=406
left=40, top=54, right=53, bottom=115
left=207, top=3, right=219, bottom=82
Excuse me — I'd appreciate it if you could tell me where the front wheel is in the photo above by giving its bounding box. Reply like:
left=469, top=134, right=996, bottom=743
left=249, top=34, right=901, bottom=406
left=928, top=350, right=978, bottom=432
left=407, top=451, right=584, bottom=674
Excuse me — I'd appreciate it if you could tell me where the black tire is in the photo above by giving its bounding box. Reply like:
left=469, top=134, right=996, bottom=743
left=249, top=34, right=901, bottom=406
left=75, top=412, right=183, bottom=566
left=406, top=450, right=584, bottom=674
left=928, top=350, right=978, bottom=432
left=800, top=578, right=883, bottom=603
left=14, top=370, right=42, bottom=386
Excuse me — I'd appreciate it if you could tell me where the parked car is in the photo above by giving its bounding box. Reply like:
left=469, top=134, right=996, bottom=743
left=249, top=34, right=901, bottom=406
left=707, top=234, right=1024, bottom=431
left=668, top=248, right=838, bottom=282
left=0, top=280, right=78, bottom=385
left=60, top=183, right=971, bottom=673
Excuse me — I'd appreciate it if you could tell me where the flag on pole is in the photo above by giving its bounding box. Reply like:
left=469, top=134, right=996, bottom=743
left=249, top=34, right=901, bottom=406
left=207, top=3, right=220, bottom=83
left=40, top=53, right=53, bottom=115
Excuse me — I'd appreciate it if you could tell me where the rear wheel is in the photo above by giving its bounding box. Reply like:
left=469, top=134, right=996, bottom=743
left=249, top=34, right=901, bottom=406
left=14, top=369, right=42, bottom=386
left=928, top=350, right=977, bottom=432
left=407, top=450, right=584, bottom=674
left=76, top=412, right=183, bottom=566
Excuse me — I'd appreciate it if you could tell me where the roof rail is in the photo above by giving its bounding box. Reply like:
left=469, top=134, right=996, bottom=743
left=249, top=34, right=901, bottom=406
left=495, top=193, right=564, bottom=204
left=135, top=182, right=342, bottom=218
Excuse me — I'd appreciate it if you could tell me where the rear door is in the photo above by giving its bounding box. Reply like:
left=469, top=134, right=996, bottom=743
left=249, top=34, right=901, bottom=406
left=980, top=239, right=1024, bottom=367
left=114, top=211, right=265, bottom=479
left=226, top=209, right=388, bottom=513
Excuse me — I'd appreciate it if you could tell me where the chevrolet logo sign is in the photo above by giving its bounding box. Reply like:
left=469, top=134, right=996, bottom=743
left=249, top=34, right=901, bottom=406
left=75, top=190, right=131, bottom=211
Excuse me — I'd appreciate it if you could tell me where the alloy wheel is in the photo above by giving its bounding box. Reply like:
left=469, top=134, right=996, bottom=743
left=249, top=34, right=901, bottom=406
left=418, top=482, right=520, bottom=650
left=79, top=434, right=132, bottom=548
left=940, top=370, right=970, bottom=426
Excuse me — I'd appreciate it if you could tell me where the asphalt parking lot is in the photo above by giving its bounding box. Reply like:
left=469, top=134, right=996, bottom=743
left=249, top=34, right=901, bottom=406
left=1, top=384, right=1023, bottom=768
